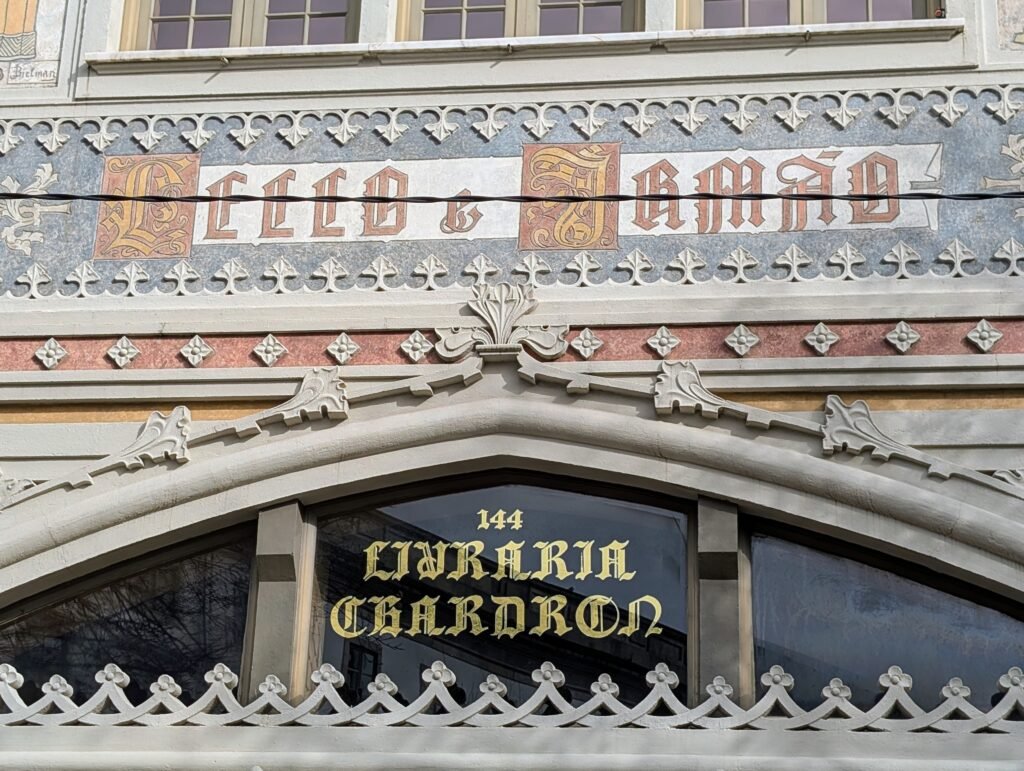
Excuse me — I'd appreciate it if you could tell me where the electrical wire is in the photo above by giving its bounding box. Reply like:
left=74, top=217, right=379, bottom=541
left=1, top=190, right=1023, bottom=205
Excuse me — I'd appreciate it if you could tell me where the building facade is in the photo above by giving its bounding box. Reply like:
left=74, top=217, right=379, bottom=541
left=1, top=0, right=1024, bottom=768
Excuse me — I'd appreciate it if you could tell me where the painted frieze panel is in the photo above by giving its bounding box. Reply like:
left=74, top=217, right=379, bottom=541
left=0, top=0, right=65, bottom=88
left=0, top=88, right=1022, bottom=296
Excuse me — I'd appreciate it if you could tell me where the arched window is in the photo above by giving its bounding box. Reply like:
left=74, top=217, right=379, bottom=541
left=0, top=531, right=255, bottom=703
left=751, top=534, right=1024, bottom=709
left=311, top=483, right=690, bottom=705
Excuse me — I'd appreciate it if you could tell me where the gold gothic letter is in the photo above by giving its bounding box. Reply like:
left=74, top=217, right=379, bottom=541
left=533, top=541, right=573, bottom=581
left=575, top=594, right=619, bottom=639
left=493, top=596, right=527, bottom=639
left=597, top=540, right=636, bottom=581
left=407, top=596, right=446, bottom=636
left=330, top=597, right=366, bottom=639
left=618, top=595, right=664, bottom=638
left=530, top=595, right=572, bottom=636
left=368, top=595, right=403, bottom=637
left=495, top=541, right=531, bottom=580
left=448, top=541, right=487, bottom=581
left=449, top=595, right=488, bottom=636
left=414, top=541, right=448, bottom=580
left=363, top=541, right=394, bottom=581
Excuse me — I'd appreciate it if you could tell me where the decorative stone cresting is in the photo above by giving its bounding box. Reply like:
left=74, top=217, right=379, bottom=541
left=0, top=661, right=1022, bottom=733
left=435, top=282, right=568, bottom=362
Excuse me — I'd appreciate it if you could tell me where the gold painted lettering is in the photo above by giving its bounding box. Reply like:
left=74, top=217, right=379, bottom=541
left=492, top=596, right=527, bottom=639
left=391, top=541, right=411, bottom=581
left=368, top=595, right=403, bottom=637
left=449, top=595, right=488, bottom=636
left=407, top=595, right=446, bottom=636
left=330, top=597, right=365, bottom=639
left=494, top=541, right=531, bottom=580
left=618, top=595, right=664, bottom=638
left=533, top=541, right=573, bottom=581
left=363, top=541, right=393, bottom=581
left=575, top=594, right=619, bottom=639
left=414, top=541, right=447, bottom=580
left=574, top=540, right=594, bottom=580
left=530, top=595, right=572, bottom=636
left=448, top=541, right=487, bottom=581
left=597, top=540, right=636, bottom=581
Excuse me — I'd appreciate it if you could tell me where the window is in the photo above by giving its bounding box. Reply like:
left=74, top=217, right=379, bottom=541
left=312, top=484, right=689, bottom=705
left=408, top=0, right=640, bottom=41
left=685, top=0, right=940, bottom=29
left=127, top=0, right=357, bottom=50
left=0, top=534, right=255, bottom=703
left=751, top=535, right=1024, bottom=710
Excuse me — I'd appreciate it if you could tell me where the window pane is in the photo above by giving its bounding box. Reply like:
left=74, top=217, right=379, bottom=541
left=827, top=0, right=869, bottom=23
left=314, top=485, right=688, bottom=706
left=752, top=536, right=1024, bottom=710
left=195, top=0, right=233, bottom=14
left=266, top=16, right=306, bottom=45
left=582, top=4, right=623, bottom=34
left=425, top=0, right=462, bottom=7
left=704, top=0, right=744, bottom=28
left=0, top=539, right=254, bottom=704
left=154, top=0, right=191, bottom=16
left=422, top=12, right=462, bottom=39
left=539, top=7, right=579, bottom=35
left=311, top=0, right=348, bottom=10
left=872, top=0, right=915, bottom=20
left=748, top=0, right=790, bottom=26
left=308, top=15, right=348, bottom=44
left=269, top=0, right=306, bottom=11
left=465, top=9, right=504, bottom=38
left=151, top=19, right=189, bottom=49
left=192, top=18, right=232, bottom=47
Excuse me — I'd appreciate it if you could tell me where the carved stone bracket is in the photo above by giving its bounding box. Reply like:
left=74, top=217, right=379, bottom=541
left=435, top=283, right=569, bottom=363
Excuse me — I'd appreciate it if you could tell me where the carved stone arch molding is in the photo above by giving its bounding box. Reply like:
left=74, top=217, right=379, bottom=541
left=0, top=336, right=1022, bottom=608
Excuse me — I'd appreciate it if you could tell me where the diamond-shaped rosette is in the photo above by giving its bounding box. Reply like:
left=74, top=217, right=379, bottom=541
left=885, top=321, right=920, bottom=354
left=646, top=326, right=680, bottom=358
left=180, top=335, right=214, bottom=367
left=804, top=323, right=840, bottom=356
left=35, top=338, right=68, bottom=370
left=254, top=334, right=288, bottom=366
left=327, top=332, right=361, bottom=365
left=725, top=324, right=760, bottom=357
left=107, top=336, right=141, bottom=369
left=570, top=328, right=604, bottom=360
left=967, top=319, right=1003, bottom=353
left=401, top=330, right=434, bottom=363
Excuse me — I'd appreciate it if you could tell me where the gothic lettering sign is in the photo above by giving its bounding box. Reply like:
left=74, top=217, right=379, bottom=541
left=0, top=0, right=66, bottom=88
left=0, top=92, right=1021, bottom=294
left=315, top=486, right=688, bottom=705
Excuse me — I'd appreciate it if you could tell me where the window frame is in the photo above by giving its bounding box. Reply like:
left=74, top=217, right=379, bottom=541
left=123, top=0, right=360, bottom=51
left=679, top=0, right=943, bottom=29
left=400, top=0, right=643, bottom=42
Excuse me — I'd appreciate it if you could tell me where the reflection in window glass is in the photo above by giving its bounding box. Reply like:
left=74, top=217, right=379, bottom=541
left=752, top=536, right=1024, bottom=709
left=422, top=0, right=506, bottom=40
left=538, top=0, right=627, bottom=36
left=314, top=485, right=688, bottom=706
left=150, top=0, right=234, bottom=49
left=0, top=539, right=254, bottom=703
left=704, top=0, right=788, bottom=28
left=265, top=0, right=351, bottom=46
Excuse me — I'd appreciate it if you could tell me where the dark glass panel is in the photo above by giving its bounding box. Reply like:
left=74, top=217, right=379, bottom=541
left=704, top=0, right=744, bottom=28
left=465, top=9, right=504, bottom=37
left=195, top=0, right=233, bottom=14
left=748, top=0, right=790, bottom=26
left=0, top=539, right=254, bottom=704
left=154, top=0, right=191, bottom=16
left=827, top=0, right=869, bottom=23
left=539, top=7, right=579, bottom=35
left=752, top=535, right=1024, bottom=710
left=425, top=0, right=462, bottom=7
left=151, top=19, right=190, bottom=49
left=315, top=485, right=688, bottom=707
left=308, top=15, right=348, bottom=44
left=266, top=16, right=306, bottom=45
left=872, top=0, right=915, bottom=20
left=422, top=11, right=462, bottom=39
left=269, top=0, right=306, bottom=11
left=311, top=0, right=349, bottom=10
left=192, top=18, right=232, bottom=47
left=582, top=4, right=623, bottom=34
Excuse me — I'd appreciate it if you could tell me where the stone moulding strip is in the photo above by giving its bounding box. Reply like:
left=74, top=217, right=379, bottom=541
left=0, top=276, right=1020, bottom=337
left=1, top=81, right=1018, bottom=160
left=0, top=659, right=1022, bottom=733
